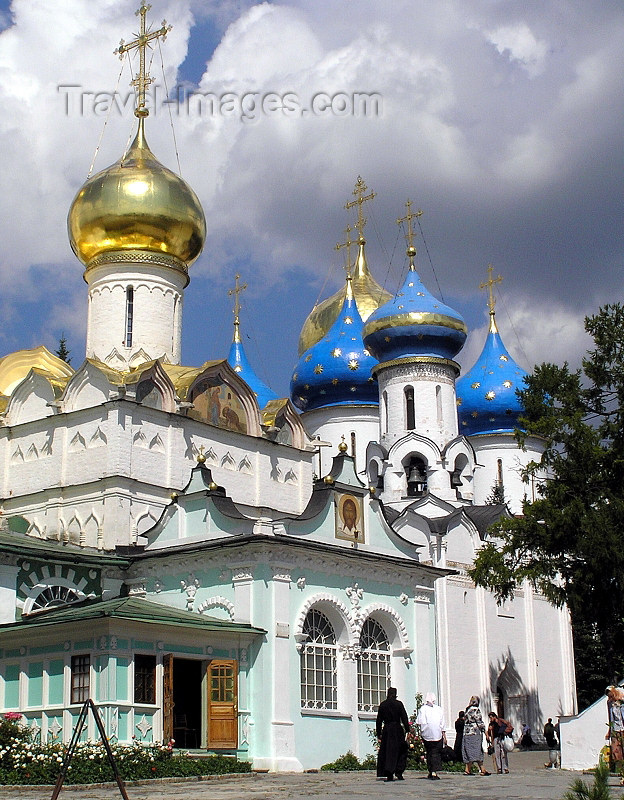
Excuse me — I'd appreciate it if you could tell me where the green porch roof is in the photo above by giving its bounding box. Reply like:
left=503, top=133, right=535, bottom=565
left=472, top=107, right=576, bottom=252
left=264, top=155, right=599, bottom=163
left=0, top=529, right=131, bottom=567
left=0, top=596, right=266, bottom=636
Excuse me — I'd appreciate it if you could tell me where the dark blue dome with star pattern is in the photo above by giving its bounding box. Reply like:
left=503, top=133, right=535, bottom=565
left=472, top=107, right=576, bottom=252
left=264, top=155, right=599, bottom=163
left=362, top=263, right=467, bottom=363
left=456, top=316, right=528, bottom=435
left=290, top=276, right=378, bottom=411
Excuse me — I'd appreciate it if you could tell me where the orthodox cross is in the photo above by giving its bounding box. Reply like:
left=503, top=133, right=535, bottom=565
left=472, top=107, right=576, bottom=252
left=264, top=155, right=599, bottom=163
left=114, top=1, right=172, bottom=118
left=396, top=199, right=423, bottom=259
left=345, top=176, right=376, bottom=241
left=479, top=264, right=503, bottom=315
left=335, top=225, right=355, bottom=274
left=228, top=273, right=248, bottom=340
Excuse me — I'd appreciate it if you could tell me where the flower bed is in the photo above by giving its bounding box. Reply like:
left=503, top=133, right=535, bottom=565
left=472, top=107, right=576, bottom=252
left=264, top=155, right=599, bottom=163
left=0, top=715, right=251, bottom=785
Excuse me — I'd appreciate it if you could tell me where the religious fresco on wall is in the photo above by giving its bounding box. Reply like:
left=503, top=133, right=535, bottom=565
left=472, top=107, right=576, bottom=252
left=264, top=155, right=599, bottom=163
left=191, top=380, right=247, bottom=434
left=334, top=492, right=365, bottom=543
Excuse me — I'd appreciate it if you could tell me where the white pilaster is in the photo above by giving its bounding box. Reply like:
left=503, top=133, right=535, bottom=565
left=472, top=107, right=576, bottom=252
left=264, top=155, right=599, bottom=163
left=0, top=563, right=18, bottom=623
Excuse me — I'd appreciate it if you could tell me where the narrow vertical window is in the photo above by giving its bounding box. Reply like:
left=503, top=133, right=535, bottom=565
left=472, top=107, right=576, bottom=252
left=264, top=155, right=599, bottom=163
left=383, top=391, right=388, bottom=434
left=497, top=458, right=503, bottom=486
left=350, top=431, right=356, bottom=459
left=134, top=654, right=156, bottom=704
left=405, top=386, right=415, bottom=430
left=71, top=654, right=90, bottom=704
left=125, top=286, right=134, bottom=348
left=436, top=385, right=442, bottom=425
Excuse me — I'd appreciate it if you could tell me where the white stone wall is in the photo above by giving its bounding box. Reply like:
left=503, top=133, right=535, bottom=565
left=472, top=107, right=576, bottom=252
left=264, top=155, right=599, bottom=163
left=85, top=261, right=186, bottom=366
left=470, top=433, right=545, bottom=513
left=0, top=401, right=314, bottom=550
left=376, top=361, right=459, bottom=450
left=300, top=405, right=379, bottom=481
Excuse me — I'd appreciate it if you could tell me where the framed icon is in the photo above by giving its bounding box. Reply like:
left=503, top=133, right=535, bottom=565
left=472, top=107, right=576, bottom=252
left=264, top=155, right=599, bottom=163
left=335, top=492, right=364, bottom=543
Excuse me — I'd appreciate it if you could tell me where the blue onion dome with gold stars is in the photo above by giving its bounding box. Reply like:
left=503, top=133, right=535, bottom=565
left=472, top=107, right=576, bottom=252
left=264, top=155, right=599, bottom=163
left=362, top=252, right=467, bottom=364
left=291, top=274, right=378, bottom=411
left=226, top=274, right=277, bottom=410
left=456, top=311, right=528, bottom=436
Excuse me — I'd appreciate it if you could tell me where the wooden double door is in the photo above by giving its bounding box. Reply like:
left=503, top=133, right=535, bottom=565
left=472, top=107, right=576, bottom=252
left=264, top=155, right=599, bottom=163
left=163, top=655, right=238, bottom=749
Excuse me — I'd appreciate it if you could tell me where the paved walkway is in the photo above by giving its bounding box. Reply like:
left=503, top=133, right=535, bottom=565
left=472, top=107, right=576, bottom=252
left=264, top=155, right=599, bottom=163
left=1, top=751, right=622, bottom=800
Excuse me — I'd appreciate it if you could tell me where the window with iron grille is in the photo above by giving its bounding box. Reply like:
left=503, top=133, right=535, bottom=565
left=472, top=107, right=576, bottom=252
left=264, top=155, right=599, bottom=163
left=70, top=655, right=90, bottom=704
left=358, top=618, right=390, bottom=712
left=134, top=655, right=156, bottom=704
left=300, top=609, right=337, bottom=710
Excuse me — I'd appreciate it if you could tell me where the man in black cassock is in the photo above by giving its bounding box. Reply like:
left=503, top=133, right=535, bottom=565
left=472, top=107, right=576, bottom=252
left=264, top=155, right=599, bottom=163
left=376, top=687, right=410, bottom=781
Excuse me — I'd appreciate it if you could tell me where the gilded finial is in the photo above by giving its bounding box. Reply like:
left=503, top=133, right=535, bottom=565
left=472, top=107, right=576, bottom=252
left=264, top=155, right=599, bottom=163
left=338, top=435, right=348, bottom=453
left=345, top=176, right=376, bottom=242
left=228, top=273, right=248, bottom=344
left=335, top=225, right=355, bottom=275
left=197, top=445, right=206, bottom=464
left=479, top=264, right=503, bottom=333
left=396, top=200, right=423, bottom=268
left=114, top=1, right=172, bottom=119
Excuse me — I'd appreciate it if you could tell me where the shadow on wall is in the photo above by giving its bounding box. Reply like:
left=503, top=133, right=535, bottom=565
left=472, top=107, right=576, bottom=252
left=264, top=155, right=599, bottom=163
left=489, top=649, right=541, bottom=740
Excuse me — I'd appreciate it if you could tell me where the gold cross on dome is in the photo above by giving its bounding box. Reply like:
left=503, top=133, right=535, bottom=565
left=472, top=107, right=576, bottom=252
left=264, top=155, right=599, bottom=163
left=479, top=264, right=503, bottom=315
left=345, top=176, right=376, bottom=241
left=228, top=273, right=248, bottom=326
left=396, top=199, right=423, bottom=258
left=114, top=1, right=172, bottom=119
left=335, top=225, right=355, bottom=274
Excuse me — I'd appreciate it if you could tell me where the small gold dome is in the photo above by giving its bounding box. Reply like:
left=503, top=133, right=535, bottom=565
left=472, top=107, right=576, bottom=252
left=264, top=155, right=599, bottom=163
left=68, top=120, right=206, bottom=269
left=298, top=238, right=392, bottom=355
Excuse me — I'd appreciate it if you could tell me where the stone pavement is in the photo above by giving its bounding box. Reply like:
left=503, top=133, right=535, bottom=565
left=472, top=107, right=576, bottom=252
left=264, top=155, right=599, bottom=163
left=2, top=751, right=623, bottom=800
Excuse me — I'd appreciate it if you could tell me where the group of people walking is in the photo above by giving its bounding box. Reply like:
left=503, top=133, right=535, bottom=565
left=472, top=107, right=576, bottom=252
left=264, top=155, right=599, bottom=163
left=376, top=688, right=528, bottom=781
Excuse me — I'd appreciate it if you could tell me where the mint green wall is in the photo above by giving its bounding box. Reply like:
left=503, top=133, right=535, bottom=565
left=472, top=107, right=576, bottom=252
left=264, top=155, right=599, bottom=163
left=4, top=664, right=19, bottom=708
left=48, top=661, right=65, bottom=705
left=116, top=658, right=129, bottom=702
left=27, top=661, right=43, bottom=706
left=118, top=711, right=128, bottom=741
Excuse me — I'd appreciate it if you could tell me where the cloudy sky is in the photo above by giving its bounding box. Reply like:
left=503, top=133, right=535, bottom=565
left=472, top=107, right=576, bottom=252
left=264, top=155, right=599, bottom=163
left=0, top=0, right=621, bottom=396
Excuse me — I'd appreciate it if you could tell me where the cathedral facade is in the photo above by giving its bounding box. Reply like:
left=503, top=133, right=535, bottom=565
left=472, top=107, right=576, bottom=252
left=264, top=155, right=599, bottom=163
left=0, top=7, right=576, bottom=772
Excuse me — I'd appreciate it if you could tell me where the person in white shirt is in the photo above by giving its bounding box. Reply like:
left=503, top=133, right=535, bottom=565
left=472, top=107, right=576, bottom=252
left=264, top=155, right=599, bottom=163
left=416, top=692, right=447, bottom=780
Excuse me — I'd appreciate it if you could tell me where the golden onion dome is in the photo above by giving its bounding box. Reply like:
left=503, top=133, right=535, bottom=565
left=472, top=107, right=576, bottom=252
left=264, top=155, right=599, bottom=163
left=68, top=119, right=206, bottom=269
left=297, top=237, right=392, bottom=355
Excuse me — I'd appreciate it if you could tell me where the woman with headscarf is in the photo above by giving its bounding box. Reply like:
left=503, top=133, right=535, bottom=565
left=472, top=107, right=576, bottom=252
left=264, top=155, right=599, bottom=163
left=461, top=696, right=490, bottom=776
left=376, top=687, right=410, bottom=781
left=415, top=692, right=447, bottom=781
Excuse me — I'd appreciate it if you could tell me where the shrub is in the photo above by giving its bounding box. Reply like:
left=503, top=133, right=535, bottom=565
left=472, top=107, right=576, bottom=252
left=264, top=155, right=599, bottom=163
left=0, top=717, right=251, bottom=785
left=320, top=750, right=372, bottom=771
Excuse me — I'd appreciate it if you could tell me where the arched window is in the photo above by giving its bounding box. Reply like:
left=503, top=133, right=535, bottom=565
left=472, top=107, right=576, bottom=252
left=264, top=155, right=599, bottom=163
left=405, top=386, right=415, bottom=430
left=358, top=618, right=390, bottom=711
left=29, top=585, right=81, bottom=614
left=300, top=609, right=337, bottom=710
